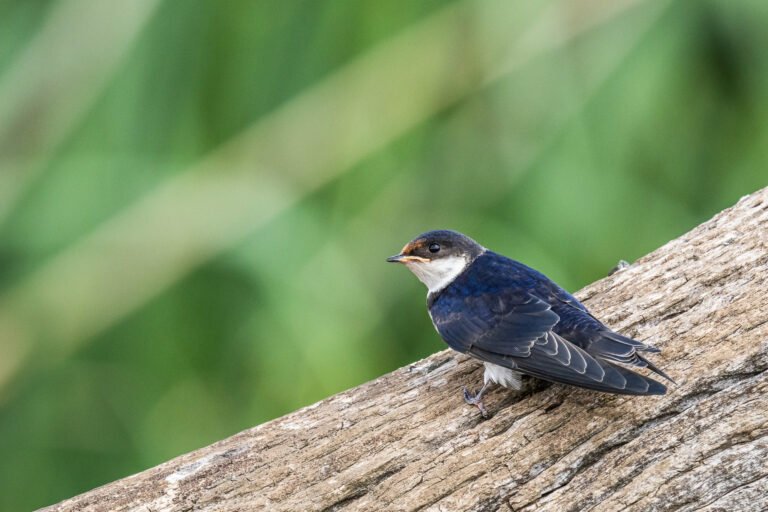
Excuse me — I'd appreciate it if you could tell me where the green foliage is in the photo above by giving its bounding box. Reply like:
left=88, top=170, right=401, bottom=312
left=0, top=0, right=766, bottom=509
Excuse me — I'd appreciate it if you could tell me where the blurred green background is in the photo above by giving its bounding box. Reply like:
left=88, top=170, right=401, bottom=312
left=0, top=0, right=766, bottom=509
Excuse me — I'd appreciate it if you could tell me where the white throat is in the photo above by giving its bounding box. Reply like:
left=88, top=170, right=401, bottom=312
left=405, top=255, right=470, bottom=293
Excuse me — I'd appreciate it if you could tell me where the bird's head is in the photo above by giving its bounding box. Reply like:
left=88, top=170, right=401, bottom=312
left=387, top=230, right=485, bottom=292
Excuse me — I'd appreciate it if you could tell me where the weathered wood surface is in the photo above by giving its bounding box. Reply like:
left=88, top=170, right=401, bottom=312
left=43, top=188, right=768, bottom=512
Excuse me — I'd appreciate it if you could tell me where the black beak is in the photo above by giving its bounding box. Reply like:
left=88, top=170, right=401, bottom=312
left=386, top=254, right=430, bottom=263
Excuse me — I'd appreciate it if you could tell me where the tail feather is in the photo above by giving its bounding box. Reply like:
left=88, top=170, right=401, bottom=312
left=513, top=352, right=667, bottom=396
left=470, top=338, right=667, bottom=396
left=636, top=353, right=676, bottom=384
left=585, top=330, right=672, bottom=383
left=601, top=331, right=661, bottom=353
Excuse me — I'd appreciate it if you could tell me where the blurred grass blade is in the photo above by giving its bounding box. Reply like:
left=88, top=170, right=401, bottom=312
left=0, top=0, right=665, bottom=391
left=488, top=0, right=650, bottom=82
left=0, top=0, right=161, bottom=222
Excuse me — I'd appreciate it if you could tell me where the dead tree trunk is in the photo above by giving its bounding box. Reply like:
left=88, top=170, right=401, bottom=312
left=42, top=188, right=768, bottom=512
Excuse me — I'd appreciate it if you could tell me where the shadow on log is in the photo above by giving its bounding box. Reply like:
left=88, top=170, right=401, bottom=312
left=43, top=188, right=768, bottom=512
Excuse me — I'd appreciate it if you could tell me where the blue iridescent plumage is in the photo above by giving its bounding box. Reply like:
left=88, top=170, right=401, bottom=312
left=428, top=250, right=669, bottom=395
left=389, top=229, right=672, bottom=413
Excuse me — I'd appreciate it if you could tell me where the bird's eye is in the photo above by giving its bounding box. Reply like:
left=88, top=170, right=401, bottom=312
left=428, top=243, right=441, bottom=253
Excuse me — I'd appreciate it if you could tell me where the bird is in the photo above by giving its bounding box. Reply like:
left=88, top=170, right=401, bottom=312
left=387, top=230, right=671, bottom=417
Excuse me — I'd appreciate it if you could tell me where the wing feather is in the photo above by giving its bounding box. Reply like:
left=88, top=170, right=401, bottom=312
left=431, top=288, right=666, bottom=395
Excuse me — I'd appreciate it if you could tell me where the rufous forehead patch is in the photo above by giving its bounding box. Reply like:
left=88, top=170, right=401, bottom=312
left=402, top=239, right=427, bottom=254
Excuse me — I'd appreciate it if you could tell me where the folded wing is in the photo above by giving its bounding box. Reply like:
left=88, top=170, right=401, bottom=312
left=430, top=288, right=667, bottom=395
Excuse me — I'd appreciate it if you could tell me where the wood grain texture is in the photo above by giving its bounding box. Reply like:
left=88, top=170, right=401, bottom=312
left=42, top=188, right=768, bottom=512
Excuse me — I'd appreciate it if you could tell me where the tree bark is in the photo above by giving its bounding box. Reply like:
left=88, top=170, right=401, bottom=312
left=42, top=188, right=768, bottom=512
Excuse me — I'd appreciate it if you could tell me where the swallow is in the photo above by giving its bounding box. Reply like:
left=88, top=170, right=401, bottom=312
left=387, top=230, right=671, bottom=417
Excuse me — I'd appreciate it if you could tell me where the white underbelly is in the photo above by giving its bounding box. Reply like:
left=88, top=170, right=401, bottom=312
left=483, top=362, right=522, bottom=390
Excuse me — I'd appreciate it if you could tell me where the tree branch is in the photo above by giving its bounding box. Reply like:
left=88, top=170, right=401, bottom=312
left=42, top=187, right=768, bottom=512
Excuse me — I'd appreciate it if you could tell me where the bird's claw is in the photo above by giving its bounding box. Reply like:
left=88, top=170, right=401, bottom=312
left=463, top=386, right=489, bottom=418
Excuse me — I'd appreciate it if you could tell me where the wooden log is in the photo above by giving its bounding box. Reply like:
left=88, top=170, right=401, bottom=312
left=42, top=187, right=768, bottom=512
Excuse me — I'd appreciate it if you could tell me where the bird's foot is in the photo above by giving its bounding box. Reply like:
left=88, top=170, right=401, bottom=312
left=463, top=385, right=489, bottom=418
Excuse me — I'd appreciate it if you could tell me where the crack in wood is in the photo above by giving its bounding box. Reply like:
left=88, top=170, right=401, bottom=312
left=40, top=187, right=768, bottom=512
